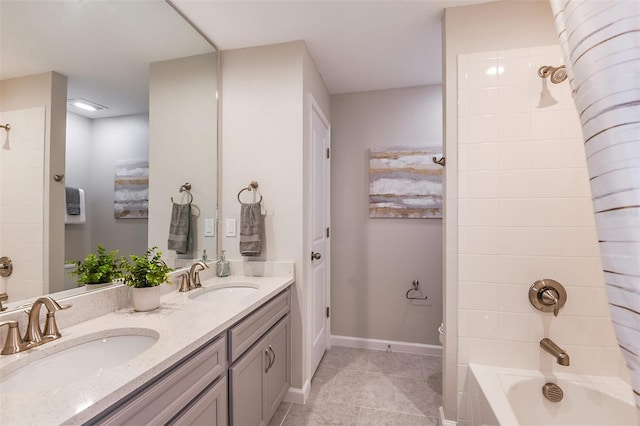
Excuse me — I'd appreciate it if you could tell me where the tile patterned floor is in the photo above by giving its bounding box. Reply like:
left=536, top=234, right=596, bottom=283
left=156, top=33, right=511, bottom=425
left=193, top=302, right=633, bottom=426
left=268, top=347, right=442, bottom=426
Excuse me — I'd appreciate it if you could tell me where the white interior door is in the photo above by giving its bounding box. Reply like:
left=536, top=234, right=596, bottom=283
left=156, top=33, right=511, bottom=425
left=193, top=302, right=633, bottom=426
left=309, top=96, right=330, bottom=378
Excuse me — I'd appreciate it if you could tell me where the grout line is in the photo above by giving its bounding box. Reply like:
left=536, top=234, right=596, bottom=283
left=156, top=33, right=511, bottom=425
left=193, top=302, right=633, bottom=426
left=278, top=402, right=293, bottom=426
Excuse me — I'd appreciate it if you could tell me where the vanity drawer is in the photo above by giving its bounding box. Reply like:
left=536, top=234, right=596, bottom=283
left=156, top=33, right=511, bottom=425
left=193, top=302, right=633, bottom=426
left=93, top=334, right=226, bottom=426
left=228, top=288, right=290, bottom=363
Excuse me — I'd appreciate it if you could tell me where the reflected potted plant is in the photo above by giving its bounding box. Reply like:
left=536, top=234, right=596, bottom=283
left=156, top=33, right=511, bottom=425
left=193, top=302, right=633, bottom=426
left=123, top=247, right=173, bottom=312
left=68, top=245, right=125, bottom=286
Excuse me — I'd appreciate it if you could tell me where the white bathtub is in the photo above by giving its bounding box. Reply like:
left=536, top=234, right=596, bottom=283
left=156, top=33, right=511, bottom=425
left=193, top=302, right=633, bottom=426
left=468, top=363, right=639, bottom=426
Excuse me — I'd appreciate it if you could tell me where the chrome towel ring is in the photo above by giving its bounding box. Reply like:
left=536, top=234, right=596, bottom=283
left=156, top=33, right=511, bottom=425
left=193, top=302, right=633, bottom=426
left=237, top=180, right=262, bottom=204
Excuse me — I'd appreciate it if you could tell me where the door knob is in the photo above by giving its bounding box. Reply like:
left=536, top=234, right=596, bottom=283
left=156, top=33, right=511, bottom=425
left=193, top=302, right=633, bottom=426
left=311, top=252, right=322, bottom=261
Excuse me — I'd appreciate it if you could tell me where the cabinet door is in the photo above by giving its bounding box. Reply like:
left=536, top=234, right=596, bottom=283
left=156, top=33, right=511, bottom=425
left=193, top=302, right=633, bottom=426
left=263, top=314, right=290, bottom=423
left=229, top=339, right=266, bottom=426
left=169, top=376, right=228, bottom=426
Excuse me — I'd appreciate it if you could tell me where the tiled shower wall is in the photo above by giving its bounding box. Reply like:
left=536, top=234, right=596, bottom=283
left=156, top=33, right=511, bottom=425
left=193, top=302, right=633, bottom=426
left=456, top=45, right=628, bottom=422
left=0, top=106, right=46, bottom=301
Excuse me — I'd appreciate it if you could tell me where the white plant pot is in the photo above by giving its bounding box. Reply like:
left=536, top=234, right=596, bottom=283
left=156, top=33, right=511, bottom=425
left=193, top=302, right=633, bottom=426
left=131, top=286, right=161, bottom=312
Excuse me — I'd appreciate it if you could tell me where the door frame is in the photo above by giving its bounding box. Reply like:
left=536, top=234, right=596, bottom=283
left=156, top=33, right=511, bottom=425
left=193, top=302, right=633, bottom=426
left=305, top=92, right=331, bottom=383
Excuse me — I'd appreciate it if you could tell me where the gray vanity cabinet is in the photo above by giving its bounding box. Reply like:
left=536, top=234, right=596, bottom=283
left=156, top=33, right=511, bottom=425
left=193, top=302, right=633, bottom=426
left=229, top=314, right=290, bottom=426
left=87, top=287, right=291, bottom=426
left=228, top=289, right=291, bottom=426
left=89, top=335, right=227, bottom=426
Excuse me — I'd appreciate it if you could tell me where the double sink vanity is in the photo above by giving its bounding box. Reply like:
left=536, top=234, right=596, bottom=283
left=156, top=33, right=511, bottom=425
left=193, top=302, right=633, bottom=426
left=0, top=261, right=294, bottom=425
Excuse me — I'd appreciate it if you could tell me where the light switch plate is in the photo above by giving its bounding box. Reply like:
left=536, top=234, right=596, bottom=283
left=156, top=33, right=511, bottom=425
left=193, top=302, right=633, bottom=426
left=204, top=219, right=215, bottom=237
left=225, top=219, right=237, bottom=237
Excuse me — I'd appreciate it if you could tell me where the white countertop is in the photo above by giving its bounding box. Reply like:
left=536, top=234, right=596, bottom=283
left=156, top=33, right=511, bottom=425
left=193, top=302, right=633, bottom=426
left=0, top=271, right=294, bottom=425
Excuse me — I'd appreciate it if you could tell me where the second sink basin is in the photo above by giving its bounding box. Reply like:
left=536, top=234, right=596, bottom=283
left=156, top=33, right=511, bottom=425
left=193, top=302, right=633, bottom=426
left=189, top=283, right=259, bottom=302
left=0, top=328, right=158, bottom=393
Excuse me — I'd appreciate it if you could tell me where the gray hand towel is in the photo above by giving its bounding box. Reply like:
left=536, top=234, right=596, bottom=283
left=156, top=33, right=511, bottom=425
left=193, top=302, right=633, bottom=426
left=240, top=202, right=262, bottom=256
left=168, top=202, right=191, bottom=254
left=65, top=187, right=81, bottom=215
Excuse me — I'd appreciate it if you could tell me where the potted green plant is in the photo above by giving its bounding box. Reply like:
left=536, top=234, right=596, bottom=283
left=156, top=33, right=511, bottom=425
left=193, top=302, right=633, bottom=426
left=123, top=246, right=173, bottom=311
left=68, top=245, right=125, bottom=286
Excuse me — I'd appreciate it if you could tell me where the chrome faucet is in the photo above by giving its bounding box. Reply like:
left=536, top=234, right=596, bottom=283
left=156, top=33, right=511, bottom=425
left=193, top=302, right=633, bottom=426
left=189, top=261, right=209, bottom=288
left=540, top=338, right=570, bottom=366
left=24, top=297, right=71, bottom=345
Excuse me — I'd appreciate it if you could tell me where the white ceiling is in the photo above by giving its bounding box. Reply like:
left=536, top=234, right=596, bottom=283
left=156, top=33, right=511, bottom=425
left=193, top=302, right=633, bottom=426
left=0, top=1, right=213, bottom=118
left=173, top=0, right=490, bottom=94
left=1, top=0, right=491, bottom=118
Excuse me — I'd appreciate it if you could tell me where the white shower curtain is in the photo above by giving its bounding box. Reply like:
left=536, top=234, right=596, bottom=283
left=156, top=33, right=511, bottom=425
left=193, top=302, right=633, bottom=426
left=550, top=0, right=640, bottom=409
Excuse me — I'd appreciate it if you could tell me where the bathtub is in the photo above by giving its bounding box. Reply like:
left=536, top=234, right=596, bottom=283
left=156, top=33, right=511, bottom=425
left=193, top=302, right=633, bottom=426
left=468, top=363, right=638, bottom=426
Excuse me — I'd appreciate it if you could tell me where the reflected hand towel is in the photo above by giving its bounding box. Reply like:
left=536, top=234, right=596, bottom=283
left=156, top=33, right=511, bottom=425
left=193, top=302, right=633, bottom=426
left=168, top=202, right=191, bottom=254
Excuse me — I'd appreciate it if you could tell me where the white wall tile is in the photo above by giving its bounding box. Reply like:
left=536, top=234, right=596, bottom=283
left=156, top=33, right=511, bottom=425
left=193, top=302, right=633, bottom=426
left=467, top=88, right=498, bottom=116
left=468, top=310, right=500, bottom=339
left=498, top=56, right=530, bottom=86
left=458, top=254, right=501, bottom=283
left=467, top=58, right=498, bottom=89
left=499, top=312, right=533, bottom=341
left=466, top=143, right=500, bottom=171
left=498, top=85, right=530, bottom=113
left=531, top=110, right=564, bottom=139
left=467, top=115, right=499, bottom=143
left=457, top=47, right=615, bottom=377
left=459, top=281, right=501, bottom=310
left=499, top=170, right=532, bottom=198
left=529, top=169, right=591, bottom=198
left=458, top=199, right=500, bottom=227
left=457, top=55, right=469, bottom=90
left=464, top=171, right=500, bottom=199
left=499, top=114, right=531, bottom=142
left=458, top=89, right=468, bottom=117
left=458, top=116, right=469, bottom=144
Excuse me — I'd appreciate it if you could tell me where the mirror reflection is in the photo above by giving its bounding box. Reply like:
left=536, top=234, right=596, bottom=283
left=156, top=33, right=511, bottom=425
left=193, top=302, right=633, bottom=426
left=0, top=1, right=218, bottom=311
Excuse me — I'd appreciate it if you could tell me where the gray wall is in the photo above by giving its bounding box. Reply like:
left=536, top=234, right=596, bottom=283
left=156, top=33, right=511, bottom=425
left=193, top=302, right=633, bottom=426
left=65, top=113, right=149, bottom=264
left=330, top=85, right=443, bottom=345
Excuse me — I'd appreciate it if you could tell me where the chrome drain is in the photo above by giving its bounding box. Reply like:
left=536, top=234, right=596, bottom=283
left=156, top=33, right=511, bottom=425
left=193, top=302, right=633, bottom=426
left=542, top=382, right=564, bottom=402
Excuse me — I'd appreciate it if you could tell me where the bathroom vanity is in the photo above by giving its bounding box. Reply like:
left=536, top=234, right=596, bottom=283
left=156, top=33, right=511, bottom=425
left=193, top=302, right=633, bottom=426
left=0, top=262, right=294, bottom=426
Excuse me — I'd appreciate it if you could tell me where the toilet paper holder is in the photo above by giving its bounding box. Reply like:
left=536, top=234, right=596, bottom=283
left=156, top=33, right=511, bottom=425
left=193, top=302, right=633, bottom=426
left=406, top=280, right=428, bottom=300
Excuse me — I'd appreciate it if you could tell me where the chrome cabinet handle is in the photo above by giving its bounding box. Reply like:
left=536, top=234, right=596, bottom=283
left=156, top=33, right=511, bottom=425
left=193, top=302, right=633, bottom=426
left=311, top=252, right=321, bottom=261
left=265, top=348, right=271, bottom=373
left=268, top=345, right=276, bottom=369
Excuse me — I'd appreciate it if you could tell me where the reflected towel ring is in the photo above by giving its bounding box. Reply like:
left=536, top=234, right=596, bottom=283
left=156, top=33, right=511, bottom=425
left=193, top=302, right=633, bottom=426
left=237, top=181, right=262, bottom=204
left=171, top=182, right=193, bottom=204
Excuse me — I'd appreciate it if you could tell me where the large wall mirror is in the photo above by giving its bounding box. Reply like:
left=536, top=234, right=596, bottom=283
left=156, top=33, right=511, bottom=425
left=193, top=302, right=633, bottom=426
left=0, top=1, right=218, bottom=311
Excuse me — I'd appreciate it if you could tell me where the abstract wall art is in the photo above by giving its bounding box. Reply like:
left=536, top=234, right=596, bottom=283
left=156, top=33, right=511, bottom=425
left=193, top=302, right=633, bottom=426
left=369, top=145, right=443, bottom=218
left=114, top=160, right=149, bottom=219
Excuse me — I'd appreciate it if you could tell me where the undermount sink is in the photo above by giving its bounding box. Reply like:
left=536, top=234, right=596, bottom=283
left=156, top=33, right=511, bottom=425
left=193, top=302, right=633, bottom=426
left=189, top=283, right=259, bottom=302
left=0, top=328, right=158, bottom=393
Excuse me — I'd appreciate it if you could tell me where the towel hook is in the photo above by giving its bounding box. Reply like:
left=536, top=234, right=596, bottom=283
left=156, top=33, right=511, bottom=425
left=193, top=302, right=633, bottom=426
left=432, top=156, right=445, bottom=167
left=171, top=182, right=193, bottom=204
left=237, top=180, right=262, bottom=204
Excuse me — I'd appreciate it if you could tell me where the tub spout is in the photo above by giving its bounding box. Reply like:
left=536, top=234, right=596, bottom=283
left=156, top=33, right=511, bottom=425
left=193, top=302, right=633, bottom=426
left=540, top=338, right=570, bottom=366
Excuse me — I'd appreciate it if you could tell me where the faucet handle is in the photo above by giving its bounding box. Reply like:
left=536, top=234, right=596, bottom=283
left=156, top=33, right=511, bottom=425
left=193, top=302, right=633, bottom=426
left=529, top=279, right=567, bottom=317
left=178, top=273, right=191, bottom=292
left=0, top=320, right=31, bottom=355
left=0, top=293, right=8, bottom=312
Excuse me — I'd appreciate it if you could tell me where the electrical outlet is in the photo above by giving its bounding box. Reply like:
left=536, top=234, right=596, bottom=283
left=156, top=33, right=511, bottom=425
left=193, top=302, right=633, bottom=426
left=204, top=219, right=215, bottom=237
left=225, top=219, right=237, bottom=237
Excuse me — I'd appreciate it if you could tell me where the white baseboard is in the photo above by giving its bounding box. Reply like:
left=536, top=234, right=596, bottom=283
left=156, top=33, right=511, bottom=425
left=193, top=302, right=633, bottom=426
left=440, top=406, right=457, bottom=426
left=284, top=379, right=310, bottom=405
left=331, top=335, right=442, bottom=356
